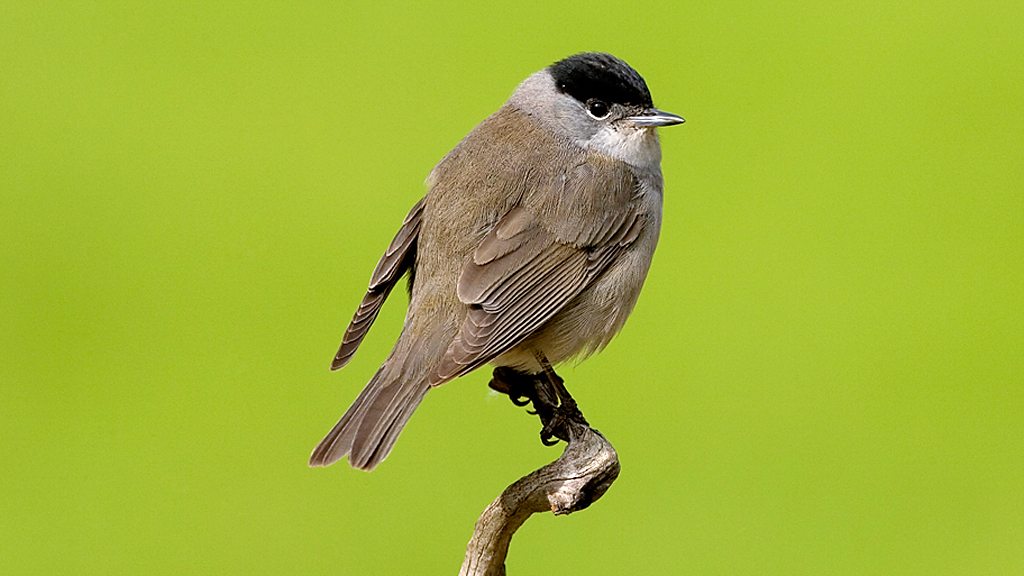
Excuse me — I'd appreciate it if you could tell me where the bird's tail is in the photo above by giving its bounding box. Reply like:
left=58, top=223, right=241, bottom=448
left=309, top=351, right=430, bottom=470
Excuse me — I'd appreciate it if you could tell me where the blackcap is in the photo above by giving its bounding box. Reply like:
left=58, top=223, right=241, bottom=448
left=310, top=52, right=684, bottom=470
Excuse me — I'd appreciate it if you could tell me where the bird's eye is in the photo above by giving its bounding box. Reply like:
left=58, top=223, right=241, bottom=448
left=586, top=99, right=609, bottom=119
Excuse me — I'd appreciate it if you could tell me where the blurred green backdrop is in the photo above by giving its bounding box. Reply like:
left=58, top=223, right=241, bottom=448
left=2, top=1, right=1022, bottom=574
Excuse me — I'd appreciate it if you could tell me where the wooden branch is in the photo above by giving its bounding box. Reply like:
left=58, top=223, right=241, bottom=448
left=459, top=369, right=621, bottom=576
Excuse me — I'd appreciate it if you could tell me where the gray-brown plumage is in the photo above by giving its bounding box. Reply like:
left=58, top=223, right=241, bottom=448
left=310, top=53, right=683, bottom=470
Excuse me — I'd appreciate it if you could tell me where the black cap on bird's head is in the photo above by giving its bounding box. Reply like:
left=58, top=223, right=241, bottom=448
left=549, top=52, right=684, bottom=128
left=550, top=52, right=654, bottom=108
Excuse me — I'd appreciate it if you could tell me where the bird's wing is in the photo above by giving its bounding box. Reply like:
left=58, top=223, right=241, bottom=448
left=431, top=162, right=646, bottom=384
left=331, top=198, right=425, bottom=370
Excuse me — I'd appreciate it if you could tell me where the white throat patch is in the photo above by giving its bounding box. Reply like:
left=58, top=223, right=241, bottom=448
left=585, top=125, right=662, bottom=168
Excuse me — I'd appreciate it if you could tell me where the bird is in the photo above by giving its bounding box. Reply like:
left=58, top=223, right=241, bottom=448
left=310, top=52, right=684, bottom=470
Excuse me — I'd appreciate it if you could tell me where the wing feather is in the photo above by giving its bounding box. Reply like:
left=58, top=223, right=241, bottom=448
left=331, top=198, right=425, bottom=371
left=432, top=204, right=644, bottom=384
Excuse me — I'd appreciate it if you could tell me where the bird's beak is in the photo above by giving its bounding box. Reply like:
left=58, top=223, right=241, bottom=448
left=628, top=108, right=686, bottom=127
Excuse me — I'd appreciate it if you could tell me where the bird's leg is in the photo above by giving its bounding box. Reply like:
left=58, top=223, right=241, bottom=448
left=489, top=355, right=590, bottom=446
left=534, top=353, right=589, bottom=445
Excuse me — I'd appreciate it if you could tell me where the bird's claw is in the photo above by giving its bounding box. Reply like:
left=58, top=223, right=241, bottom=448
left=489, top=363, right=586, bottom=448
left=541, top=403, right=586, bottom=446
left=488, top=367, right=535, bottom=407
left=540, top=431, right=561, bottom=446
left=511, top=395, right=532, bottom=407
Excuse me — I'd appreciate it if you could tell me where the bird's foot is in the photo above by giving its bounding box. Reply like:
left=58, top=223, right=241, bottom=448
left=489, top=363, right=588, bottom=447
left=488, top=367, right=536, bottom=408
left=537, top=370, right=588, bottom=445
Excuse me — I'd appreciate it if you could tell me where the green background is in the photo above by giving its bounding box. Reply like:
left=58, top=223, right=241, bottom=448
left=3, top=1, right=1022, bottom=574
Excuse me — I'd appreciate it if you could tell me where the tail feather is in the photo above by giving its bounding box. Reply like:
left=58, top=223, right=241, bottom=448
left=309, top=359, right=429, bottom=471
left=350, top=375, right=428, bottom=468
